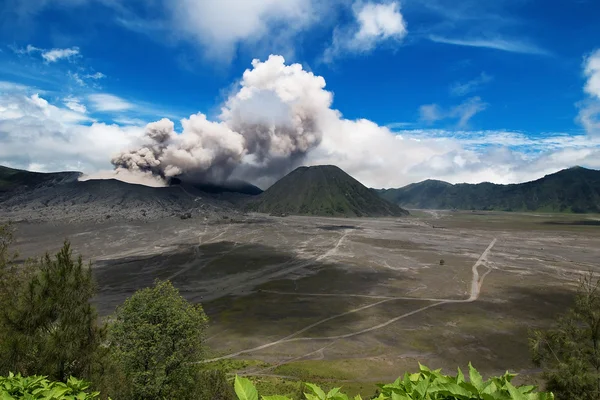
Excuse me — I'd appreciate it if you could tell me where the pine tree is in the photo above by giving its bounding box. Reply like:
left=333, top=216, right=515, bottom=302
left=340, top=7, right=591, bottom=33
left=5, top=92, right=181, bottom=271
left=0, top=239, right=103, bottom=381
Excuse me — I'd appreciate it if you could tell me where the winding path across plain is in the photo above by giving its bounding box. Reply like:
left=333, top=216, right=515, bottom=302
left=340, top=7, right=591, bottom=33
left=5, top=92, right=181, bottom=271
left=201, top=236, right=497, bottom=363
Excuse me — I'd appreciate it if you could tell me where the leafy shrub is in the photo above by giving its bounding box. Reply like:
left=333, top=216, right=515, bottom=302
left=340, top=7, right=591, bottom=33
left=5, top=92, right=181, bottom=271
left=234, top=363, right=554, bottom=400
left=530, top=272, right=600, bottom=399
left=0, top=373, right=102, bottom=399
left=107, top=280, right=209, bottom=400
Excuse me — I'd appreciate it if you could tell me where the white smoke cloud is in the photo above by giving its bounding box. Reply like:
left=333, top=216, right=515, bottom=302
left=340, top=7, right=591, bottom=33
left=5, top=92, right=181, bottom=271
left=113, top=55, right=330, bottom=184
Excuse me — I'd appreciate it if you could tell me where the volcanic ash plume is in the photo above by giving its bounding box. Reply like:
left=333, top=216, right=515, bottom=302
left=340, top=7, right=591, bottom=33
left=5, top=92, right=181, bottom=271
left=112, top=55, right=333, bottom=184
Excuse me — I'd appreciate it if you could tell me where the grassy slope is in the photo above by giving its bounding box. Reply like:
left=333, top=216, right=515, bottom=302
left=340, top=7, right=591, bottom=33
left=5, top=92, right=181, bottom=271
left=248, top=165, right=408, bottom=217
left=378, top=166, right=600, bottom=213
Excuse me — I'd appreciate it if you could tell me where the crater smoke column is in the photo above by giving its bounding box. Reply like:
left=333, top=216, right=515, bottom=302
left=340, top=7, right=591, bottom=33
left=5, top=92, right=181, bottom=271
left=112, top=55, right=332, bottom=185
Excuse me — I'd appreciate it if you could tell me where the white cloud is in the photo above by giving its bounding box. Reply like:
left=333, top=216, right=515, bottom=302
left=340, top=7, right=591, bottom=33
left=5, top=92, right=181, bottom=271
left=69, top=71, right=106, bottom=87
left=450, top=97, right=488, bottom=128
left=11, top=44, right=42, bottom=54
left=11, top=93, right=91, bottom=124
left=11, top=44, right=81, bottom=62
left=578, top=49, right=600, bottom=136
left=63, top=96, right=87, bottom=113
left=324, top=1, right=407, bottom=62
left=308, top=121, right=600, bottom=188
left=0, top=81, right=30, bottom=92
left=419, top=104, right=443, bottom=124
left=583, top=49, right=600, bottom=100
left=88, top=93, right=133, bottom=112
left=450, top=72, right=492, bottom=96
left=41, top=47, right=80, bottom=62
left=353, top=2, right=407, bottom=47
left=0, top=88, right=143, bottom=174
left=84, top=72, right=105, bottom=80
left=69, top=71, right=86, bottom=86
left=165, top=0, right=317, bottom=60
left=420, top=97, right=487, bottom=128
left=429, top=36, right=550, bottom=56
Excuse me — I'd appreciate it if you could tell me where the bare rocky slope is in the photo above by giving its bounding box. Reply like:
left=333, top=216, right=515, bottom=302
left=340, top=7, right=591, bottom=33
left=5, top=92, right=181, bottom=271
left=0, top=166, right=251, bottom=223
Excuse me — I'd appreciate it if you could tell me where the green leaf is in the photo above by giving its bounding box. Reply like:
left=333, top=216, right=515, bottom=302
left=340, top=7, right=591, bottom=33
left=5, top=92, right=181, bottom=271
left=326, top=387, right=341, bottom=399
left=468, top=363, right=484, bottom=391
left=234, top=376, right=258, bottom=400
left=305, top=383, right=327, bottom=400
left=459, top=381, right=480, bottom=395
left=430, top=382, right=473, bottom=398
left=505, top=381, right=528, bottom=400
left=481, top=381, right=497, bottom=394
left=390, top=392, right=410, bottom=400
left=456, top=367, right=465, bottom=384
left=262, top=396, right=292, bottom=400
left=481, top=393, right=511, bottom=400
left=517, top=385, right=536, bottom=394
left=413, top=375, right=430, bottom=398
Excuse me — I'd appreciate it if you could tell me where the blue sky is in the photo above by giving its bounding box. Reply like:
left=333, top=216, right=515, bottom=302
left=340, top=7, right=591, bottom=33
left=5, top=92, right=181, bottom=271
left=0, top=0, right=599, bottom=188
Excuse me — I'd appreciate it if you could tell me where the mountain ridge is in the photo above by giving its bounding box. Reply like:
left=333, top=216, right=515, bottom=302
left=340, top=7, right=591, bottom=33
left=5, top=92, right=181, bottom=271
left=247, top=165, right=408, bottom=217
left=377, top=166, right=600, bottom=213
left=0, top=165, right=253, bottom=222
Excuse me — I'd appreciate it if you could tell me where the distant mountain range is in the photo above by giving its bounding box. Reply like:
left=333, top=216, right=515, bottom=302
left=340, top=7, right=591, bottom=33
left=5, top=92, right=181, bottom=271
left=246, top=165, right=408, bottom=217
left=377, top=166, right=600, bottom=213
left=2, top=164, right=598, bottom=221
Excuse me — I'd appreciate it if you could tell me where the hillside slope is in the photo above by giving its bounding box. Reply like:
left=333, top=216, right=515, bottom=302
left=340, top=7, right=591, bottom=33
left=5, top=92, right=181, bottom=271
left=378, top=166, right=600, bottom=213
left=247, top=165, right=408, bottom=217
left=0, top=166, right=251, bottom=222
left=0, top=165, right=81, bottom=199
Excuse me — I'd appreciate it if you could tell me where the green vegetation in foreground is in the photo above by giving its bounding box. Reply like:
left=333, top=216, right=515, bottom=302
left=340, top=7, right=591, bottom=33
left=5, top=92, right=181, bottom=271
left=234, top=363, right=554, bottom=400
left=530, top=272, right=600, bottom=400
left=247, top=165, right=408, bottom=217
left=107, top=280, right=210, bottom=400
left=0, top=373, right=101, bottom=399
left=0, top=235, right=103, bottom=381
left=377, top=166, right=600, bottom=213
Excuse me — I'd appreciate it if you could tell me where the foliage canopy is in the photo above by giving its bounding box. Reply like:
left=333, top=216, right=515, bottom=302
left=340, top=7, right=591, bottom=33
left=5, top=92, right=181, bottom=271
left=107, top=280, right=209, bottom=400
left=0, top=233, right=102, bottom=382
left=530, top=272, right=600, bottom=399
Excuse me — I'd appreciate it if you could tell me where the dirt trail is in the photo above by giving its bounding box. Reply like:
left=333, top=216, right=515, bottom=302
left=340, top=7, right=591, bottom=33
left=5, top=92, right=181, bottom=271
left=201, top=237, right=497, bottom=363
